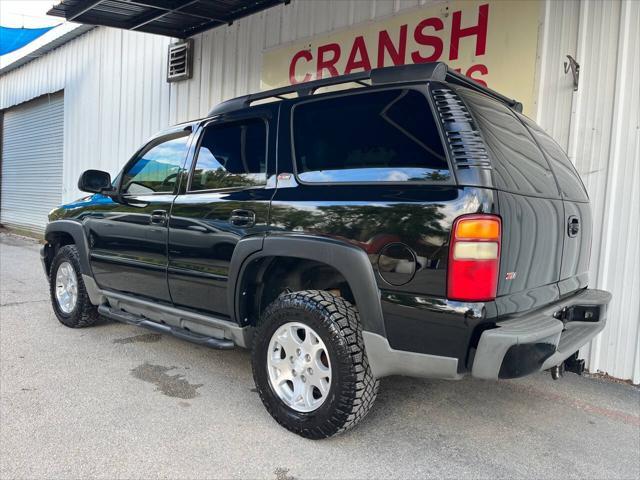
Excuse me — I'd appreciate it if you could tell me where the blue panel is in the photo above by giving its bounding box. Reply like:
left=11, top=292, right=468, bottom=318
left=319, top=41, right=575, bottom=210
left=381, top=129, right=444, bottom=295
left=0, top=25, right=58, bottom=55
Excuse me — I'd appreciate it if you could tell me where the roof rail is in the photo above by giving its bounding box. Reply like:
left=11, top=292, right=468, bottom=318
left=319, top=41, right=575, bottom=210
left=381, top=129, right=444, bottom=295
left=208, top=62, right=522, bottom=116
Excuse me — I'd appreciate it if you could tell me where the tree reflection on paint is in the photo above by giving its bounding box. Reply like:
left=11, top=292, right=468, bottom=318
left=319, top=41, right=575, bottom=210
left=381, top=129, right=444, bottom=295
left=270, top=203, right=447, bottom=252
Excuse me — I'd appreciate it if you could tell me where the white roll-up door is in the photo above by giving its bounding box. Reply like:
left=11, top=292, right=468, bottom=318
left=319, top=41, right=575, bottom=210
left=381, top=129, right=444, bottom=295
left=1, top=92, right=64, bottom=232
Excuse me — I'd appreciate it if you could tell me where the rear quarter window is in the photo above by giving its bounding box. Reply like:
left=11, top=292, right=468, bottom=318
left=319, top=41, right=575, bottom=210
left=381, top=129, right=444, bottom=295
left=292, top=89, right=451, bottom=184
left=518, top=115, right=589, bottom=202
left=457, top=89, right=560, bottom=198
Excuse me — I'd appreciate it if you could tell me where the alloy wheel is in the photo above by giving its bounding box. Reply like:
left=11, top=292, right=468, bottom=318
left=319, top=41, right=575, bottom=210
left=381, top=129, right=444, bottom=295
left=267, top=322, right=332, bottom=413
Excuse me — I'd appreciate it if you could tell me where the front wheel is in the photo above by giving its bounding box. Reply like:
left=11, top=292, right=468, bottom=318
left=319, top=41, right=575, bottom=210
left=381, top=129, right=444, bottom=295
left=49, top=245, right=100, bottom=328
left=251, top=290, right=379, bottom=439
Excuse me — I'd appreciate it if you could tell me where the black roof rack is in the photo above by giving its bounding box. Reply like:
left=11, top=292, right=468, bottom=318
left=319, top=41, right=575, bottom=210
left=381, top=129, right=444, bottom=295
left=208, top=62, right=523, bottom=116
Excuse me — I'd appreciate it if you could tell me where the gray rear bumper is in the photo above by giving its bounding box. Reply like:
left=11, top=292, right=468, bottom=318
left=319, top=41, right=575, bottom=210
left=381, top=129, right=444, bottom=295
left=472, top=289, right=611, bottom=380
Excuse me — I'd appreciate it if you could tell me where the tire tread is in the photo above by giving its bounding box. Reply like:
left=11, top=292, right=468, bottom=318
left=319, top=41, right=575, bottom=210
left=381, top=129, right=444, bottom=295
left=49, top=245, right=100, bottom=328
left=253, top=289, right=379, bottom=438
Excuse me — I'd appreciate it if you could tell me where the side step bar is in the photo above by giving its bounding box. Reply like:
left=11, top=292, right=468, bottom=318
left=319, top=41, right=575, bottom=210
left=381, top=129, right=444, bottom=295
left=98, top=304, right=235, bottom=350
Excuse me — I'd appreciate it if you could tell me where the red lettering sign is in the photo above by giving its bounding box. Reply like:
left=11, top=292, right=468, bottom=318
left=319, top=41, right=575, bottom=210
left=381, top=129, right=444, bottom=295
left=289, top=50, right=313, bottom=84
left=287, top=4, right=491, bottom=86
left=411, top=17, right=444, bottom=63
left=466, top=64, right=488, bottom=86
left=377, top=25, right=408, bottom=68
left=316, top=43, right=341, bottom=79
left=345, top=35, right=372, bottom=74
left=449, top=3, right=488, bottom=60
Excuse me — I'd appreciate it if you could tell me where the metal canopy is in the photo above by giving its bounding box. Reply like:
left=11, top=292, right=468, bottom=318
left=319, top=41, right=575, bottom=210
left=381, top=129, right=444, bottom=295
left=48, top=0, right=288, bottom=38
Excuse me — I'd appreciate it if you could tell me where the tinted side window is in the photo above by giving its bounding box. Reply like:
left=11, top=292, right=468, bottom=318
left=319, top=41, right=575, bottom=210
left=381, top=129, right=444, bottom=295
left=293, top=89, right=450, bottom=183
left=122, top=133, right=190, bottom=194
left=190, top=119, right=267, bottom=191
left=519, top=115, right=589, bottom=202
left=458, top=89, right=559, bottom=198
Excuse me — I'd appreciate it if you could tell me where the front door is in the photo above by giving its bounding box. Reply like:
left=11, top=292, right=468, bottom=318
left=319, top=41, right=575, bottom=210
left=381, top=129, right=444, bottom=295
left=167, top=112, right=275, bottom=317
left=87, top=130, right=192, bottom=301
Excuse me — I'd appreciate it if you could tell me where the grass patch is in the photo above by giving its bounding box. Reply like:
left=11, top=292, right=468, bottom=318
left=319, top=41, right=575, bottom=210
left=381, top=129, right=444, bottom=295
left=0, top=225, right=45, bottom=243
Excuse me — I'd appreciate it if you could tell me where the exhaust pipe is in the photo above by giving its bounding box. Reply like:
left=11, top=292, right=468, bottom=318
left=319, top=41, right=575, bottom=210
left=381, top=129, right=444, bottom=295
left=549, top=363, right=564, bottom=380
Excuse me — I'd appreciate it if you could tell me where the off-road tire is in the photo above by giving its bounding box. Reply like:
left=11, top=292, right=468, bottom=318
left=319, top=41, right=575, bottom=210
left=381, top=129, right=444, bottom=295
left=49, top=245, right=100, bottom=328
left=252, top=290, right=379, bottom=439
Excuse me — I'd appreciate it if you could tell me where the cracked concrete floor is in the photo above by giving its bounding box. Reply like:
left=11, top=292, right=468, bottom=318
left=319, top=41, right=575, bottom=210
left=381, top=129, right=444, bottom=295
left=1, top=232, right=639, bottom=479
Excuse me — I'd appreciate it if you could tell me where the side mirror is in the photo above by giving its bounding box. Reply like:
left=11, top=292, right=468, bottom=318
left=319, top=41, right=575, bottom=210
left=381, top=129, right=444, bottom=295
left=78, top=169, right=113, bottom=194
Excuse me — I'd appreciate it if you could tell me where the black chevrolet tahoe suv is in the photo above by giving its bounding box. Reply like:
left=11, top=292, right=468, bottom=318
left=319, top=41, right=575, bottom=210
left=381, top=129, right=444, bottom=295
left=42, top=62, right=611, bottom=439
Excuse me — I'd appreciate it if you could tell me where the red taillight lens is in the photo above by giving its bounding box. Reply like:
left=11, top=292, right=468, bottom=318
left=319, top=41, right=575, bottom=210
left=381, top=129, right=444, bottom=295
left=447, top=214, right=501, bottom=302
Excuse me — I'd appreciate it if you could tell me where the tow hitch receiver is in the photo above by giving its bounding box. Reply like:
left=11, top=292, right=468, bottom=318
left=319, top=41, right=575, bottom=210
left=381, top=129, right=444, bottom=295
left=564, top=352, right=585, bottom=375
left=549, top=352, right=584, bottom=380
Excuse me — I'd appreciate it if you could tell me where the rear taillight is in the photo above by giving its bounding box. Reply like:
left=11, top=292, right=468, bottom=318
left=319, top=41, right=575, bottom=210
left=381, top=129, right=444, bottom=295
left=447, top=214, right=501, bottom=302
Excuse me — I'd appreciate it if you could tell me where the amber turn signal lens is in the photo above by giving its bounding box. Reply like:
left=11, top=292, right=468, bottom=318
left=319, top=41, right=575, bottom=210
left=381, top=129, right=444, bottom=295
left=455, top=218, right=501, bottom=240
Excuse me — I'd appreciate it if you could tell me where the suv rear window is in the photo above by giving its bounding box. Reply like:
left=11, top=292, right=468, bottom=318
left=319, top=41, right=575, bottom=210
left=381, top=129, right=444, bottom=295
left=519, top=115, right=589, bottom=202
left=190, top=119, right=267, bottom=191
left=292, top=89, right=450, bottom=183
left=457, top=89, right=559, bottom=198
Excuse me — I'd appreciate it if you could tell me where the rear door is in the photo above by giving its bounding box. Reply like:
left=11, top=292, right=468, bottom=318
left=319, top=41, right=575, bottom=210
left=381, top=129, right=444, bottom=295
left=167, top=110, right=276, bottom=317
left=520, top=116, right=592, bottom=296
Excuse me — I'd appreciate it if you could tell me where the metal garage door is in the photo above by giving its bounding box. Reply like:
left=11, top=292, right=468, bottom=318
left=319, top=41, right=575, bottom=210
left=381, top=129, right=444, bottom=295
left=1, top=92, right=64, bottom=232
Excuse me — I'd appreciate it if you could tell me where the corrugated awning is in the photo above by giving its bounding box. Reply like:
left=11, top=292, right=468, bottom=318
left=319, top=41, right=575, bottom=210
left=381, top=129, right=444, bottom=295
left=47, top=0, right=288, bottom=39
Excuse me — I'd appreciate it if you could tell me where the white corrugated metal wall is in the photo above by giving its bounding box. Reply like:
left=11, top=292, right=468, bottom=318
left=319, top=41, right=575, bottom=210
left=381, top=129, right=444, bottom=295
left=567, top=0, right=640, bottom=383
left=0, top=0, right=637, bottom=382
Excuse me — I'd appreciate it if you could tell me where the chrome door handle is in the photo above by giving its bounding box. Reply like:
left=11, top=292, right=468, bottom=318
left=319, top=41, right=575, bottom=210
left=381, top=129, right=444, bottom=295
left=229, top=209, right=255, bottom=227
left=150, top=210, right=167, bottom=225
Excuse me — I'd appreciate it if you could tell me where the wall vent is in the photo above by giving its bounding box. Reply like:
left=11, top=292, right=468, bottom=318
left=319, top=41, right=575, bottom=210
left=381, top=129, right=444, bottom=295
left=167, top=39, right=193, bottom=83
